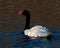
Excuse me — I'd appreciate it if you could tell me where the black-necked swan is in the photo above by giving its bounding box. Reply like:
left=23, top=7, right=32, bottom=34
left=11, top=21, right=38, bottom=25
left=18, top=10, right=52, bottom=40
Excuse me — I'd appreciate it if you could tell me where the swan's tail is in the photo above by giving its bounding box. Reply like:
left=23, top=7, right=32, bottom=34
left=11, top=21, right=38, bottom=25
left=46, top=34, right=53, bottom=40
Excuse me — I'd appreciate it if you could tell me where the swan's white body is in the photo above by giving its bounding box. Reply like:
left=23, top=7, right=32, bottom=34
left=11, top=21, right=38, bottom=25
left=24, top=25, right=51, bottom=39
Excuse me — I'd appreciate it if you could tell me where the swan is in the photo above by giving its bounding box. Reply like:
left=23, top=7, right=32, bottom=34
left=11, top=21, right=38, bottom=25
left=18, top=10, right=52, bottom=40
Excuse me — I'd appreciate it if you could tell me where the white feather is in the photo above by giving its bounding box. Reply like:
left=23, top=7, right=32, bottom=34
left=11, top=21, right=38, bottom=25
left=24, top=25, right=51, bottom=39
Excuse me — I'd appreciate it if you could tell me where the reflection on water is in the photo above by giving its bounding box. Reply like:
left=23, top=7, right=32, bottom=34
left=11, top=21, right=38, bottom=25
left=0, top=29, right=60, bottom=48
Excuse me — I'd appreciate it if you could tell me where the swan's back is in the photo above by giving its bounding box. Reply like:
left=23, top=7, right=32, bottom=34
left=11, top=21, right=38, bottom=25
left=31, top=25, right=48, bottom=31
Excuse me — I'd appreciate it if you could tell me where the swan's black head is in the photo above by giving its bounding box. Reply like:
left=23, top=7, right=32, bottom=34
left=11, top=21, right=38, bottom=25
left=19, top=10, right=30, bottom=16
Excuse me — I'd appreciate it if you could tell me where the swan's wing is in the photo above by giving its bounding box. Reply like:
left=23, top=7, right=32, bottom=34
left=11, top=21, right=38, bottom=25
left=30, top=25, right=51, bottom=37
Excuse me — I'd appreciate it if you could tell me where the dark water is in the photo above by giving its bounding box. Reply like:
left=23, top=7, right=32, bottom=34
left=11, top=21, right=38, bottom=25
left=0, top=29, right=60, bottom=48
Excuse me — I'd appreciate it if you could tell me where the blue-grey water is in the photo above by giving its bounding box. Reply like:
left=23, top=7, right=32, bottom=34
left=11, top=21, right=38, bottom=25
left=0, top=29, right=60, bottom=48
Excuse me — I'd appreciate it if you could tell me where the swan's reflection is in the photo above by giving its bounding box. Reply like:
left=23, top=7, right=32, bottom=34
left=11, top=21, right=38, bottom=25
left=22, top=37, right=52, bottom=48
left=30, top=38, right=50, bottom=48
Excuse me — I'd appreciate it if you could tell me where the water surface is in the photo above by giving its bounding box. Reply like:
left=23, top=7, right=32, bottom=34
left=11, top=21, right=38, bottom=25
left=0, top=29, right=60, bottom=48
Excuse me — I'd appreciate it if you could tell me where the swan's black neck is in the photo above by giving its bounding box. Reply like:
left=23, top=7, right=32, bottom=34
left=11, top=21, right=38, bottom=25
left=24, top=15, right=30, bottom=30
left=21, top=10, right=30, bottom=30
